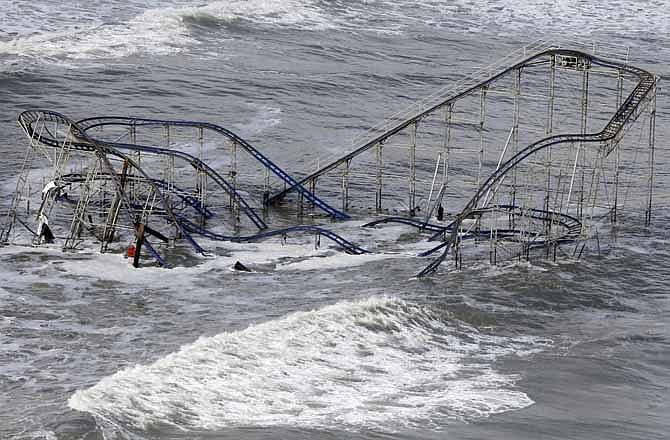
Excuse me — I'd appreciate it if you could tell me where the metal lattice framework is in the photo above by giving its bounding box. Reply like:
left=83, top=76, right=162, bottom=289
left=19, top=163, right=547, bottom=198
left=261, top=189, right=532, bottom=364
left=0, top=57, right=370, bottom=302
left=269, top=41, right=658, bottom=276
left=0, top=111, right=366, bottom=267
left=0, top=40, right=659, bottom=272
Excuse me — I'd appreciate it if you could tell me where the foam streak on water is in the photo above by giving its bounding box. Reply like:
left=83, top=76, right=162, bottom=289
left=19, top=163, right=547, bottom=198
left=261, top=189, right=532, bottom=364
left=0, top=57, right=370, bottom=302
left=2, top=0, right=668, bottom=71
left=0, top=0, right=332, bottom=68
left=69, top=296, right=546, bottom=431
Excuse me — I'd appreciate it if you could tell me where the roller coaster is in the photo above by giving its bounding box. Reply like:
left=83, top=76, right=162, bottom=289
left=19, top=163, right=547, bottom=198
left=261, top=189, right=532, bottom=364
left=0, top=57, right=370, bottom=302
left=0, top=39, right=659, bottom=274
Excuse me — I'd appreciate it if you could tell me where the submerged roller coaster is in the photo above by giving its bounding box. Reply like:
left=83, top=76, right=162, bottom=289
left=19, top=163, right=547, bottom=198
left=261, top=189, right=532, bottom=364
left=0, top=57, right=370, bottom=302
left=0, top=39, right=660, bottom=275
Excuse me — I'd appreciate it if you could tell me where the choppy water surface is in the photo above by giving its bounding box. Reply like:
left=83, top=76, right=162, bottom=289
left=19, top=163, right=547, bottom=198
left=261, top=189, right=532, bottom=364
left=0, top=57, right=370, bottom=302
left=1, top=1, right=669, bottom=439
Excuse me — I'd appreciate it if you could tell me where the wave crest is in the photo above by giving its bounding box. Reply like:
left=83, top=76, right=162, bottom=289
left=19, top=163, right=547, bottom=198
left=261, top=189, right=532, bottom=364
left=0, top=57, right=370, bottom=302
left=69, top=296, right=548, bottom=431
left=0, top=0, right=332, bottom=67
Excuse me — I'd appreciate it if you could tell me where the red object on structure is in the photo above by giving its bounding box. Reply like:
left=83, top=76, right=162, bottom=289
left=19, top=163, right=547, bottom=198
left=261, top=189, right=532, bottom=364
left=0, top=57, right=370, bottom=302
left=127, top=245, right=136, bottom=258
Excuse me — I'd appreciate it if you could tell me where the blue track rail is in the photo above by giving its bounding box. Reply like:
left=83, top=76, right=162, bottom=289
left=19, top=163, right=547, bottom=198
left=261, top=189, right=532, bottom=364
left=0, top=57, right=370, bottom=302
left=426, top=205, right=582, bottom=241
left=177, top=216, right=368, bottom=255
left=26, top=120, right=266, bottom=230
left=60, top=173, right=215, bottom=219
left=416, top=205, right=586, bottom=276
left=362, top=216, right=446, bottom=233
left=268, top=49, right=656, bottom=208
left=17, top=110, right=207, bottom=266
left=101, top=140, right=266, bottom=230
left=77, top=117, right=350, bottom=221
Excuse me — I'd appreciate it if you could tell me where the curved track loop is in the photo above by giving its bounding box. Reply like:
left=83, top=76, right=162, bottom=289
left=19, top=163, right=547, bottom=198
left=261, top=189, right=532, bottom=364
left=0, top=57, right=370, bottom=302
left=418, top=205, right=582, bottom=256
left=16, top=112, right=367, bottom=261
left=417, top=203, right=593, bottom=277
left=417, top=52, right=656, bottom=276
left=76, top=117, right=350, bottom=221
left=77, top=118, right=370, bottom=256
left=425, top=205, right=583, bottom=241
left=18, top=110, right=206, bottom=266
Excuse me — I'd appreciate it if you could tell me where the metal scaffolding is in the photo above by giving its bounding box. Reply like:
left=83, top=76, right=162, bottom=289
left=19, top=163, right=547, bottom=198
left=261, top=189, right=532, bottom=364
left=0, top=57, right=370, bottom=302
left=0, top=39, right=659, bottom=273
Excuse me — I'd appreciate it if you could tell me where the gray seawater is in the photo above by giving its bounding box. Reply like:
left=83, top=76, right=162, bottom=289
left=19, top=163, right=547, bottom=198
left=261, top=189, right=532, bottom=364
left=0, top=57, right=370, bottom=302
left=1, top=1, right=669, bottom=439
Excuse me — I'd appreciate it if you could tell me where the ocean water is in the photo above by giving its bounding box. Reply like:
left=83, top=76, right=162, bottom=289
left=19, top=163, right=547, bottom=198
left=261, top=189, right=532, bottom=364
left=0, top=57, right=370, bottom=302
left=1, top=1, right=669, bottom=439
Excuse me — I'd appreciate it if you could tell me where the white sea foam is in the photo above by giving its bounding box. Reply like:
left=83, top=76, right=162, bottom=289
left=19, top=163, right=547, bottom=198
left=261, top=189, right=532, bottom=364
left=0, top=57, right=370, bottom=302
left=27, top=430, right=57, bottom=440
left=2, top=0, right=666, bottom=71
left=0, top=10, right=193, bottom=61
left=0, top=315, right=16, bottom=328
left=0, top=0, right=333, bottom=66
left=233, top=105, right=283, bottom=137
left=181, top=0, right=333, bottom=29
left=51, top=237, right=361, bottom=286
left=69, top=296, right=546, bottom=431
left=276, top=251, right=397, bottom=271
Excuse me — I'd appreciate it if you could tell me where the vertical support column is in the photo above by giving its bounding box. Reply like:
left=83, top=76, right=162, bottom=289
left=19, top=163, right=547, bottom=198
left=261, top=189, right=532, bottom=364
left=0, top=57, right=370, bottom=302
left=231, top=140, right=238, bottom=196
left=164, top=125, right=175, bottom=194
left=51, top=125, right=73, bottom=194
left=375, top=142, right=383, bottom=213
left=443, top=104, right=453, bottom=186
left=544, top=55, right=556, bottom=244
left=163, top=125, right=171, bottom=189
left=409, top=121, right=418, bottom=215
left=53, top=120, right=59, bottom=175
left=477, top=86, right=488, bottom=188
left=510, top=68, right=521, bottom=229
left=230, top=140, right=240, bottom=223
left=457, top=221, right=463, bottom=270
left=546, top=54, right=556, bottom=136
left=341, top=159, right=350, bottom=211
left=489, top=194, right=497, bottom=265
left=589, top=151, right=605, bottom=218
left=578, top=59, right=590, bottom=220
left=612, top=69, right=624, bottom=223
left=197, top=127, right=207, bottom=224
left=645, top=82, right=657, bottom=226
left=309, top=178, right=317, bottom=212
left=129, top=125, right=138, bottom=202
left=263, top=144, right=271, bottom=214
left=197, top=127, right=203, bottom=162
left=169, top=156, right=175, bottom=194
left=101, top=159, right=129, bottom=252
left=132, top=223, right=146, bottom=269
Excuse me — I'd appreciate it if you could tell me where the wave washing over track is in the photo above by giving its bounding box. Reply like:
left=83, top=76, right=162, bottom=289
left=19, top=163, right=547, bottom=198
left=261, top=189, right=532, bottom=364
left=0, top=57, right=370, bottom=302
left=69, top=297, right=550, bottom=432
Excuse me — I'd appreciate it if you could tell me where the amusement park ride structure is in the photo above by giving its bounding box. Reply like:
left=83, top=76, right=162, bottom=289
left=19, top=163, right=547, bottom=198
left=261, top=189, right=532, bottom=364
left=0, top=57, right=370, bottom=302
left=0, top=40, right=660, bottom=276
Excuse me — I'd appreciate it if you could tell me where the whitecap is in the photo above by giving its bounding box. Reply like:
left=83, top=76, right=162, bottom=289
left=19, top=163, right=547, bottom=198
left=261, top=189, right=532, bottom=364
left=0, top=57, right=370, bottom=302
left=69, top=296, right=548, bottom=431
left=0, top=0, right=334, bottom=69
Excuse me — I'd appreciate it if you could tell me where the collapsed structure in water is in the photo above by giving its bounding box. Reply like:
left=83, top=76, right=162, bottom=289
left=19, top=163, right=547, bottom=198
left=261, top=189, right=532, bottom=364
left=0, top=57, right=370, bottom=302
left=0, top=39, right=659, bottom=276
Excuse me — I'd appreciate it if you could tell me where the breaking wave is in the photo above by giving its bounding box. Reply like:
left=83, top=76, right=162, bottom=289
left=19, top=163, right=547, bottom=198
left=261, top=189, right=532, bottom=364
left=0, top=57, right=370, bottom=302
left=69, top=296, right=549, bottom=431
left=1, top=0, right=667, bottom=70
left=0, top=0, right=332, bottom=67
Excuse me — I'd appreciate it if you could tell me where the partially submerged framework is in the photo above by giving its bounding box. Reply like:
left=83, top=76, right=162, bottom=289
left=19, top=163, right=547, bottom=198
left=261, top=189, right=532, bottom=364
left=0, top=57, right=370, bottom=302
left=0, top=40, right=659, bottom=274
left=0, top=112, right=365, bottom=267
